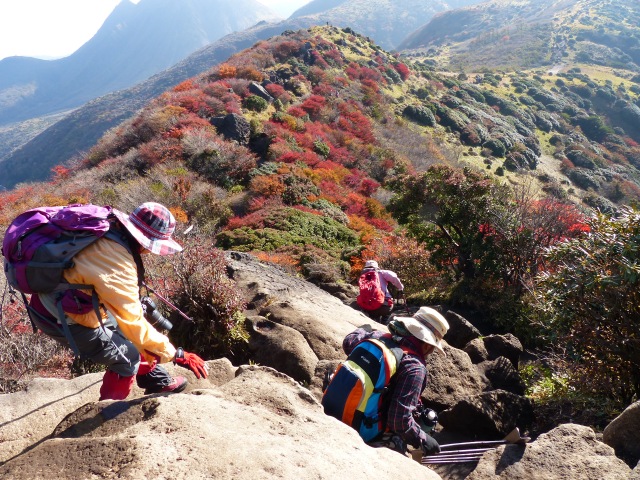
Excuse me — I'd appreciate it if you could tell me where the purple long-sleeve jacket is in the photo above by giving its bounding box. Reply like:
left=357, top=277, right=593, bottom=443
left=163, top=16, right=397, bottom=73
left=343, top=327, right=428, bottom=448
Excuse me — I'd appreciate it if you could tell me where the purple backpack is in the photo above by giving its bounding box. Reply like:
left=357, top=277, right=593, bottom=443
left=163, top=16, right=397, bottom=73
left=2, top=204, right=125, bottom=356
left=3, top=204, right=113, bottom=294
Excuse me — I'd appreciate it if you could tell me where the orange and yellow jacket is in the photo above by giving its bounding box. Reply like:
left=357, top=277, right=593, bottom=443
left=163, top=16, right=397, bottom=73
left=62, top=237, right=176, bottom=364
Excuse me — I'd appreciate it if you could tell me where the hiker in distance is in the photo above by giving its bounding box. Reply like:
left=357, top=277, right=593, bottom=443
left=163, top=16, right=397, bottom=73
left=28, top=202, right=208, bottom=400
left=332, top=307, right=448, bottom=458
left=356, top=259, right=404, bottom=322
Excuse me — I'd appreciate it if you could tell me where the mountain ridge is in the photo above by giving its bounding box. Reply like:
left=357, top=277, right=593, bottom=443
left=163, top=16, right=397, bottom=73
left=399, top=0, right=640, bottom=72
left=0, top=0, right=281, bottom=125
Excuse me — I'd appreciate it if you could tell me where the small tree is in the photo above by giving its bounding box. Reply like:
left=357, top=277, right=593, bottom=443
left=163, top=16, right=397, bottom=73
left=388, top=165, right=511, bottom=281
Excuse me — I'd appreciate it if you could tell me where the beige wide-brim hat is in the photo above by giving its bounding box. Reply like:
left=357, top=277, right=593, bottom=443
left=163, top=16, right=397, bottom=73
left=394, top=306, right=449, bottom=355
left=364, top=260, right=379, bottom=269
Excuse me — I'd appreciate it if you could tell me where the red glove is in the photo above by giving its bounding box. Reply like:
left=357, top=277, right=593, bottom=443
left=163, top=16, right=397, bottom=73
left=174, top=348, right=208, bottom=379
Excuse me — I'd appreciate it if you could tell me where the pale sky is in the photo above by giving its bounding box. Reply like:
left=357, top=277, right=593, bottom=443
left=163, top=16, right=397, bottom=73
left=0, top=0, right=311, bottom=61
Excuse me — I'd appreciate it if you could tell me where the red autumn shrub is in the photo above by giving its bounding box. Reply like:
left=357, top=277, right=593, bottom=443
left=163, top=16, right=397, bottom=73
left=173, top=79, right=198, bottom=92
left=287, top=106, right=309, bottom=119
left=368, top=217, right=393, bottom=232
left=265, top=83, right=293, bottom=103
left=300, top=95, right=326, bottom=120
left=310, top=50, right=330, bottom=69
left=138, top=137, right=184, bottom=166
left=323, top=47, right=344, bottom=66
left=359, top=178, right=380, bottom=196
left=393, top=62, right=411, bottom=81
left=273, top=39, right=303, bottom=61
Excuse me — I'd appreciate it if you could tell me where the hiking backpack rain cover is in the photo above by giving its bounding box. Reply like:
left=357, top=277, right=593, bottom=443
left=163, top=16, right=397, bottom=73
left=2, top=204, right=119, bottom=355
left=321, top=335, right=404, bottom=441
left=356, top=269, right=385, bottom=311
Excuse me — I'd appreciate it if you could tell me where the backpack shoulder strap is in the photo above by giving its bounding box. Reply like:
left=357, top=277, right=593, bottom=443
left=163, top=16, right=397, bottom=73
left=104, top=219, right=145, bottom=287
left=376, top=334, right=405, bottom=365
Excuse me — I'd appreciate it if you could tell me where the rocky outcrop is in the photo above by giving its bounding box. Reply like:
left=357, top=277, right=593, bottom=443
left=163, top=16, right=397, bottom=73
left=603, top=401, right=640, bottom=467
left=467, top=424, right=631, bottom=480
left=463, top=334, right=523, bottom=368
left=437, top=390, right=534, bottom=439
left=246, top=315, right=318, bottom=384
left=1, top=251, right=635, bottom=479
left=443, top=310, right=482, bottom=349
left=225, top=251, right=376, bottom=368
left=424, top=344, right=490, bottom=411
left=249, top=81, right=274, bottom=102
left=0, top=365, right=441, bottom=480
left=209, top=113, right=251, bottom=145
left=479, top=357, right=526, bottom=395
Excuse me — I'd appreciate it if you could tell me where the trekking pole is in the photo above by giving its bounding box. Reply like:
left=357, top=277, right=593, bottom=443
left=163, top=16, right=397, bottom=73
left=438, top=427, right=530, bottom=450
left=423, top=455, right=486, bottom=464
left=142, top=282, right=193, bottom=322
left=422, top=428, right=530, bottom=466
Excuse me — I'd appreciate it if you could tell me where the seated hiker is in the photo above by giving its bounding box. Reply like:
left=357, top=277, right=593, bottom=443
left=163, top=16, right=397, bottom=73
left=356, top=259, right=404, bottom=322
left=341, top=307, right=448, bottom=457
left=29, top=202, right=208, bottom=400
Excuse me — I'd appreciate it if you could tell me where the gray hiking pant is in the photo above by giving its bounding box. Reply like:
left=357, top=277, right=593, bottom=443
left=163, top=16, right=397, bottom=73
left=34, top=293, right=171, bottom=389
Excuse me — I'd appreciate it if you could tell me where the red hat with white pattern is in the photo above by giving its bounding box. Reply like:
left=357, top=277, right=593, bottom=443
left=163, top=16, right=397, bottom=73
left=114, top=202, right=182, bottom=255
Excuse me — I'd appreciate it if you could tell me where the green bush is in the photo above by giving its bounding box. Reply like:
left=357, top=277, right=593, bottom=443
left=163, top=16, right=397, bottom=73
left=402, top=105, right=436, bottom=127
left=483, top=138, right=507, bottom=157
left=535, top=207, right=640, bottom=405
left=243, top=95, right=269, bottom=112
left=217, top=207, right=359, bottom=255
left=313, top=139, right=331, bottom=158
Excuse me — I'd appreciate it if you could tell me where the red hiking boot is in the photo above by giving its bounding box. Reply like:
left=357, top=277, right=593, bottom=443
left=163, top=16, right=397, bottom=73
left=144, top=376, right=187, bottom=394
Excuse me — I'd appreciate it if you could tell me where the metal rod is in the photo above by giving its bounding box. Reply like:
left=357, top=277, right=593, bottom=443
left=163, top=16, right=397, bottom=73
left=423, top=458, right=483, bottom=464
left=439, top=439, right=508, bottom=450
left=439, top=427, right=529, bottom=451
left=427, top=447, right=494, bottom=456
left=424, top=452, right=486, bottom=459
left=422, top=455, right=482, bottom=463
left=422, top=455, right=482, bottom=465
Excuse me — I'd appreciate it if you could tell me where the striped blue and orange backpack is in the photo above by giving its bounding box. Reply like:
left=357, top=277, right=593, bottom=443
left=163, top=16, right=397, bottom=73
left=321, top=334, right=405, bottom=441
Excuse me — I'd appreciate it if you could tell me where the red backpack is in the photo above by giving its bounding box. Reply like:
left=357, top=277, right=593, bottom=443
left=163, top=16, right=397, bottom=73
left=357, top=269, right=385, bottom=311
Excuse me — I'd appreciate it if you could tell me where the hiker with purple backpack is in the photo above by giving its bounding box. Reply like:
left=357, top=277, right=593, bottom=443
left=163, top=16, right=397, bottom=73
left=2, top=202, right=208, bottom=400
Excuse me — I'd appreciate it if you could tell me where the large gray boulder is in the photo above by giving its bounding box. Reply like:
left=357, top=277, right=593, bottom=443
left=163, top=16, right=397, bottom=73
left=423, top=344, right=490, bottom=410
left=443, top=310, right=482, bottom=349
left=0, top=372, right=103, bottom=464
left=464, top=337, right=490, bottom=364
left=249, top=81, right=274, bottom=102
left=246, top=315, right=318, bottom=384
left=483, top=334, right=523, bottom=369
left=479, top=356, right=526, bottom=395
left=467, top=424, right=631, bottom=480
left=0, top=366, right=442, bottom=480
left=463, top=334, right=523, bottom=368
left=209, top=113, right=251, bottom=145
left=0, top=359, right=233, bottom=465
left=438, top=390, right=534, bottom=439
left=603, top=401, right=640, bottom=467
left=225, top=251, right=377, bottom=364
